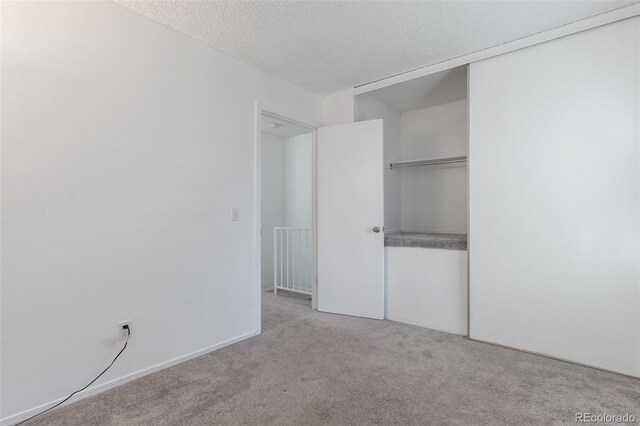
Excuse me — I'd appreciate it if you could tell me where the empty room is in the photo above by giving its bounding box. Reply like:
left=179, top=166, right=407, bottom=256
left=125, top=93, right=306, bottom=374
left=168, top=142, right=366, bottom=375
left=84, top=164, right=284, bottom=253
left=1, top=1, right=639, bottom=425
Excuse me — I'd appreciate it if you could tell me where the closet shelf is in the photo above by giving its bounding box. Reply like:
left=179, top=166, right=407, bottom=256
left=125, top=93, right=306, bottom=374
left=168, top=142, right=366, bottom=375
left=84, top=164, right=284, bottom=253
left=389, top=155, right=467, bottom=170
left=385, top=231, right=467, bottom=250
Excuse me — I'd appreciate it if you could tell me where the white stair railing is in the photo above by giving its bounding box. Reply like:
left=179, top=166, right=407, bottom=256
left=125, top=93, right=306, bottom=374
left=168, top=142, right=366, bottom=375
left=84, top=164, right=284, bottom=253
left=274, top=227, right=312, bottom=296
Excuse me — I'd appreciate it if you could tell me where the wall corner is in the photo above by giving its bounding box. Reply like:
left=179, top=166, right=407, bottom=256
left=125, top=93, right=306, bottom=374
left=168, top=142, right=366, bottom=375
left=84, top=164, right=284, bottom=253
left=323, top=88, right=354, bottom=126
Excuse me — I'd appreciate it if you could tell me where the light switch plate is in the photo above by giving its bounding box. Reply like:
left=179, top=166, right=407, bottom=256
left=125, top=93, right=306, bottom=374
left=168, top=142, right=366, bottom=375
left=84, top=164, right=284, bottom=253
left=231, top=207, right=239, bottom=222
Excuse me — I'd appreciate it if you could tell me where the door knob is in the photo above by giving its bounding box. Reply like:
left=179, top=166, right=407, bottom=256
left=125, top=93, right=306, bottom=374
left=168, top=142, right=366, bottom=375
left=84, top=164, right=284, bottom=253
left=372, top=226, right=381, bottom=233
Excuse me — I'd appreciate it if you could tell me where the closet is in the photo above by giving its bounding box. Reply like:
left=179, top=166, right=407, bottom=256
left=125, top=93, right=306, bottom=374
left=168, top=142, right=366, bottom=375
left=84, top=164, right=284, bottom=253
left=354, top=65, right=469, bottom=335
left=319, top=16, right=639, bottom=378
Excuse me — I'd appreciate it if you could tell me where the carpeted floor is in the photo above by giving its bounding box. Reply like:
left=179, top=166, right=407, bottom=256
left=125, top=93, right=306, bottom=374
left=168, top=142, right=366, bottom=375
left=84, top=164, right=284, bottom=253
left=28, top=292, right=639, bottom=425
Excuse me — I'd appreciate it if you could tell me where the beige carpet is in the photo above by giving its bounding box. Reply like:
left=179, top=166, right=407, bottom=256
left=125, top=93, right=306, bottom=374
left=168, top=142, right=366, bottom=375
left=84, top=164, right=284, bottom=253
left=27, top=292, right=639, bottom=425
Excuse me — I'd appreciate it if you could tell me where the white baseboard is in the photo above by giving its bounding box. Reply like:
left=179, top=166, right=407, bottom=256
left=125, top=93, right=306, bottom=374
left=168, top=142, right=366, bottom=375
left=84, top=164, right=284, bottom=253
left=1, top=330, right=260, bottom=426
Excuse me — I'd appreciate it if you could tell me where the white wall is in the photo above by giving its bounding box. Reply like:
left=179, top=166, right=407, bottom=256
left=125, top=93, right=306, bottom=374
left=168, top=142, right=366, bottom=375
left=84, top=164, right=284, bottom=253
left=399, top=100, right=467, bottom=233
left=324, top=88, right=354, bottom=125
left=386, top=247, right=468, bottom=335
left=260, top=133, right=287, bottom=289
left=284, top=134, right=313, bottom=229
left=355, top=94, right=402, bottom=230
left=469, top=17, right=640, bottom=377
left=0, top=1, right=323, bottom=422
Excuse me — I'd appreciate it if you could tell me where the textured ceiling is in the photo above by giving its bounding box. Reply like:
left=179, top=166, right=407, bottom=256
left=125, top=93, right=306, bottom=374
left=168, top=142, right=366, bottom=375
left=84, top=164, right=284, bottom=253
left=115, top=1, right=636, bottom=95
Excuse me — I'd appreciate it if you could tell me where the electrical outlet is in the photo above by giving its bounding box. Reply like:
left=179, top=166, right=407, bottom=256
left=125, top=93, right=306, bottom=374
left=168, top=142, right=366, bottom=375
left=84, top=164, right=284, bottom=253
left=118, top=319, right=132, bottom=337
left=231, top=207, right=239, bottom=222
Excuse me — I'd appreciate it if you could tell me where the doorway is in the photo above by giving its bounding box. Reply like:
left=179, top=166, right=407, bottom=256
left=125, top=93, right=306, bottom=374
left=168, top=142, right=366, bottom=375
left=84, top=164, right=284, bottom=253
left=256, top=107, right=316, bottom=330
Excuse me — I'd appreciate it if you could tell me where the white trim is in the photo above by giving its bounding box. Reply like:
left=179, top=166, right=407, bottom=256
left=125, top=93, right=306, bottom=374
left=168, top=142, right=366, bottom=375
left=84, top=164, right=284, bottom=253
left=354, top=3, right=640, bottom=95
left=466, top=64, right=471, bottom=339
left=253, top=102, right=319, bottom=333
left=0, top=331, right=259, bottom=426
left=311, top=128, right=318, bottom=310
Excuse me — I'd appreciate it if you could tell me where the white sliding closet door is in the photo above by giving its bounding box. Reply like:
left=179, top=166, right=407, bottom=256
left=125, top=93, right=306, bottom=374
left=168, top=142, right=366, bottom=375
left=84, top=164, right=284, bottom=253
left=317, top=119, right=385, bottom=319
left=469, top=17, right=640, bottom=377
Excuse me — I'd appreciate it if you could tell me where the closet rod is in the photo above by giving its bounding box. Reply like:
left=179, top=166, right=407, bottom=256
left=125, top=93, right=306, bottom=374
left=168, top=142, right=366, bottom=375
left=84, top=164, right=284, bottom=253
left=389, top=156, right=467, bottom=169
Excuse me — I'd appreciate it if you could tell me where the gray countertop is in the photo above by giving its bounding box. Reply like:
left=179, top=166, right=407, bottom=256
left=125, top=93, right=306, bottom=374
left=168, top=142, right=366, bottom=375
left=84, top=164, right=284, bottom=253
left=384, top=231, right=467, bottom=251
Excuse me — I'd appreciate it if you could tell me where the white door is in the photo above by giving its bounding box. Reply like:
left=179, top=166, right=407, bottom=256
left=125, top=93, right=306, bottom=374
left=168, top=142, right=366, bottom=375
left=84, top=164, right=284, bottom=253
left=317, top=119, right=384, bottom=319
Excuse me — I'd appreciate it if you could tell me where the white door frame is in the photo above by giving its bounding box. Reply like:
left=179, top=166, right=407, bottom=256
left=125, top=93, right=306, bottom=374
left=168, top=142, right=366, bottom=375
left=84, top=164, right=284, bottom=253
left=253, top=102, right=319, bottom=333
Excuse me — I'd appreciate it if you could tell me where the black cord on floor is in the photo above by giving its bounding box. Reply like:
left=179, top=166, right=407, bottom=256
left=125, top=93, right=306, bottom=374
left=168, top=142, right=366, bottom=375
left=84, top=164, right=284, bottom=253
left=16, top=340, right=129, bottom=425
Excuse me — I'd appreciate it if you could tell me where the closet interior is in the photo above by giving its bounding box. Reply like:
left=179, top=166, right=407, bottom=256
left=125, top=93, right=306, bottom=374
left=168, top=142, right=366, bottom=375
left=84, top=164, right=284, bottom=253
left=355, top=65, right=469, bottom=335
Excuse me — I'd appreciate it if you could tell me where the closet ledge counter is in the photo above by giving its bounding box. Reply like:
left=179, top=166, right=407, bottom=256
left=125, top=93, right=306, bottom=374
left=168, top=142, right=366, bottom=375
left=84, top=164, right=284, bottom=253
left=384, top=231, right=467, bottom=250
